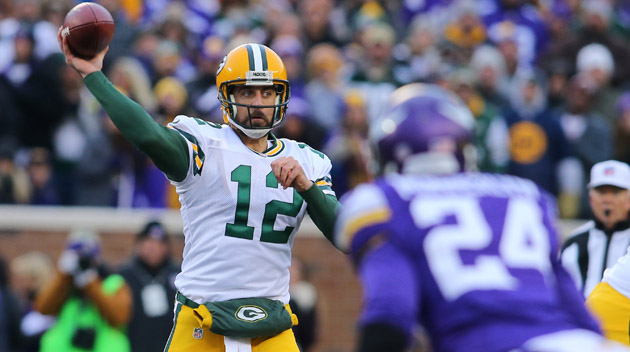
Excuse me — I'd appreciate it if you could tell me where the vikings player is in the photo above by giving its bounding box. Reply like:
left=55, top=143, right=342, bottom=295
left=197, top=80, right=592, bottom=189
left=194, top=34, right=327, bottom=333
left=334, top=84, right=629, bottom=352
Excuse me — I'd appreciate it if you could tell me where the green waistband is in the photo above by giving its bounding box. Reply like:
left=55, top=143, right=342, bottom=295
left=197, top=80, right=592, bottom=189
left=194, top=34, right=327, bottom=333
left=176, top=292, right=199, bottom=308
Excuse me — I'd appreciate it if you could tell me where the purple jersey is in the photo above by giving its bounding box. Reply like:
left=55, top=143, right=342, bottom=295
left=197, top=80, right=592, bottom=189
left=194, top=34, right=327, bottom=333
left=334, top=173, right=599, bottom=352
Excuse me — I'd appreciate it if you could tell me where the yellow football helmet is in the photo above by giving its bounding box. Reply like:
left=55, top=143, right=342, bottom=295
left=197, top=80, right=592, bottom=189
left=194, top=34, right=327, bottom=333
left=216, top=43, right=290, bottom=139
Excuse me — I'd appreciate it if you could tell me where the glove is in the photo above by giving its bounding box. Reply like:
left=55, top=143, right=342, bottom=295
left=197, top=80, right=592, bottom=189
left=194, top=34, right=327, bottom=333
left=73, top=268, right=98, bottom=288
left=57, top=250, right=80, bottom=275
left=58, top=250, right=98, bottom=288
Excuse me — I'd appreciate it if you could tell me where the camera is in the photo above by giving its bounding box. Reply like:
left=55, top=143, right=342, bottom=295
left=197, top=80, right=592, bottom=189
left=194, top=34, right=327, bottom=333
left=71, top=327, right=96, bottom=349
left=78, top=255, right=93, bottom=271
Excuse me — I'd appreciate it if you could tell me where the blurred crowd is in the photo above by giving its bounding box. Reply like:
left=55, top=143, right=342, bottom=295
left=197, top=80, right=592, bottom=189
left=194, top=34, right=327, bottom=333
left=1, top=0, right=630, bottom=218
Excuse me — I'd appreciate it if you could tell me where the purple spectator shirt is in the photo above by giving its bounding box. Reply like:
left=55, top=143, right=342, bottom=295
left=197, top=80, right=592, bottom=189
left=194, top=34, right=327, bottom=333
left=334, top=173, right=599, bottom=352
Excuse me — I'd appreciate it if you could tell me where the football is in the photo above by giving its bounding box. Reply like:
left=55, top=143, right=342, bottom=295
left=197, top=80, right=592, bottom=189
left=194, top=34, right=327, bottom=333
left=61, top=2, right=115, bottom=59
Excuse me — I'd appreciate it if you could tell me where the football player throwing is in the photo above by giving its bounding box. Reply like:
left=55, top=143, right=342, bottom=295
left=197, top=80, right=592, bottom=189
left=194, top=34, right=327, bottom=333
left=58, top=29, right=340, bottom=351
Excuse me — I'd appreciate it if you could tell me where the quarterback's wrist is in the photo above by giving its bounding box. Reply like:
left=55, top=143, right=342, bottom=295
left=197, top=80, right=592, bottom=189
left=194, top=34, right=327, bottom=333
left=82, top=70, right=103, bottom=80
left=294, top=179, right=314, bottom=193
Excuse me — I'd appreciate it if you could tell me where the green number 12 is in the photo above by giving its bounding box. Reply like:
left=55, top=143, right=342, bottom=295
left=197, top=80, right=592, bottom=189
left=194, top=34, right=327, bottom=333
left=225, top=165, right=304, bottom=244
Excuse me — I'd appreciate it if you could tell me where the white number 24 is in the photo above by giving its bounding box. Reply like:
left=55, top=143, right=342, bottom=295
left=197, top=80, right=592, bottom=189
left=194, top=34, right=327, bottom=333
left=411, top=197, right=551, bottom=301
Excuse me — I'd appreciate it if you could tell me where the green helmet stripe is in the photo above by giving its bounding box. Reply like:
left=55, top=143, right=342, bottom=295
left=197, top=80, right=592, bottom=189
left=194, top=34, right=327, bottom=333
left=245, top=44, right=255, bottom=71
left=259, top=44, right=268, bottom=71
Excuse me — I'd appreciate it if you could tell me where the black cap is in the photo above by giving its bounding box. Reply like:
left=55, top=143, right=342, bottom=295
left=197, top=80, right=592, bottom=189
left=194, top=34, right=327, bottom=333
left=137, top=221, right=168, bottom=243
left=15, top=23, right=34, bottom=42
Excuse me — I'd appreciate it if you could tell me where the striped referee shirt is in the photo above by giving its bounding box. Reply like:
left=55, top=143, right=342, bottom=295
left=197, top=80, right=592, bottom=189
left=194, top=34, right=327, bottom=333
left=560, top=218, right=630, bottom=298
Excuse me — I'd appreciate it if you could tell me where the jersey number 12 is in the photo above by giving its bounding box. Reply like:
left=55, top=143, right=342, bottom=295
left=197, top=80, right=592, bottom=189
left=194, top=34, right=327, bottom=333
left=225, top=165, right=304, bottom=244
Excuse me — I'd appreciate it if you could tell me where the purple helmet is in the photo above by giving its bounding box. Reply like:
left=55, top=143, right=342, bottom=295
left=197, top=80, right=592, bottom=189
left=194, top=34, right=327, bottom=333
left=371, top=83, right=476, bottom=175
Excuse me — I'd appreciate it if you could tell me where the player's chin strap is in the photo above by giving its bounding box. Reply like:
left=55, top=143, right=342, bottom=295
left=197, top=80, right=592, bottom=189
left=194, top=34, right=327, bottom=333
left=226, top=114, right=272, bottom=139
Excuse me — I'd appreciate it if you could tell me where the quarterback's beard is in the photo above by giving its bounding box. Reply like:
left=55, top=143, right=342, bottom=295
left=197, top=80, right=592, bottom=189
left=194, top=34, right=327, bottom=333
left=245, top=109, right=272, bottom=128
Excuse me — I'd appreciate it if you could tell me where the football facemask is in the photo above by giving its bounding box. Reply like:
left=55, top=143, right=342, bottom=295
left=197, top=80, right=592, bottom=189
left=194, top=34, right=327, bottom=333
left=217, top=43, right=290, bottom=139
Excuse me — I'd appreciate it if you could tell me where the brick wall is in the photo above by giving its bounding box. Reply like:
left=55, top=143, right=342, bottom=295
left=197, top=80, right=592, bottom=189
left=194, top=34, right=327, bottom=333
left=0, top=229, right=361, bottom=352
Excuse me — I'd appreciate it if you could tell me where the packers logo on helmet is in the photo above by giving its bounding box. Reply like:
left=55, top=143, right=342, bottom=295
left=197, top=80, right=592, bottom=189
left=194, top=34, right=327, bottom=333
left=216, top=43, right=290, bottom=139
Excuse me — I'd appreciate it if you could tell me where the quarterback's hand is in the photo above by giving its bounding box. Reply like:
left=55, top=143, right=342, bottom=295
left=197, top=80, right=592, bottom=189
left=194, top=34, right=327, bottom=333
left=271, top=157, right=313, bottom=192
left=57, top=26, right=107, bottom=78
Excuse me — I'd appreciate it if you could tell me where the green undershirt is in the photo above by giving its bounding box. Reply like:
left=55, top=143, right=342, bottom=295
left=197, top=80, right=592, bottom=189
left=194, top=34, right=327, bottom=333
left=83, top=71, right=340, bottom=247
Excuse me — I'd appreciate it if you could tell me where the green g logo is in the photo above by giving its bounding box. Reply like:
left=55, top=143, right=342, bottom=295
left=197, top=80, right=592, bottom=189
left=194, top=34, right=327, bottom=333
left=235, top=305, right=267, bottom=323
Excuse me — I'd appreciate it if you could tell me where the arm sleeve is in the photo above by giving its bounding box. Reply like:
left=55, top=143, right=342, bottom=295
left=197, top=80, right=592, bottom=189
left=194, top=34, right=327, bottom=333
left=299, top=184, right=340, bottom=247
left=82, top=280, right=132, bottom=327
left=83, top=71, right=189, bottom=182
left=33, top=271, right=73, bottom=316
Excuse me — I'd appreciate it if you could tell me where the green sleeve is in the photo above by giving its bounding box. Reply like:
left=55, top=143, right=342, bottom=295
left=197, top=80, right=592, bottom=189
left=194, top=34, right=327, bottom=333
left=83, top=71, right=189, bottom=182
left=299, top=184, right=345, bottom=252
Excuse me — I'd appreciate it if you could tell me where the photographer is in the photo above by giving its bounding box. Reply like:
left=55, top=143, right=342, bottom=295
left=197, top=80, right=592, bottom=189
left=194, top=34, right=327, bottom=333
left=119, top=221, right=179, bottom=352
left=34, top=228, right=131, bottom=352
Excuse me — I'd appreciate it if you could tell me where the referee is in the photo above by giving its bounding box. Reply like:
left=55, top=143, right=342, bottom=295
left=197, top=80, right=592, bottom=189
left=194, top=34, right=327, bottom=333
left=560, top=160, right=630, bottom=297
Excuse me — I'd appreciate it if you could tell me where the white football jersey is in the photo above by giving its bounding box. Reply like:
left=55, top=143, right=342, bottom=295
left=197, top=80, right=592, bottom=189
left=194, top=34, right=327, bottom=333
left=167, top=115, right=335, bottom=304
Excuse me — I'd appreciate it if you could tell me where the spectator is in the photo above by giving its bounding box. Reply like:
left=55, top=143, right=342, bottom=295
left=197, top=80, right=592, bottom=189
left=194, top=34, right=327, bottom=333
left=483, top=0, right=549, bottom=65
left=441, top=1, right=487, bottom=67
left=299, top=0, right=347, bottom=48
left=154, top=76, right=188, bottom=123
left=34, top=228, right=131, bottom=352
left=322, top=91, right=373, bottom=197
left=119, top=221, right=180, bottom=352
left=26, top=148, right=59, bottom=205
left=108, top=57, right=158, bottom=113
left=348, top=22, right=399, bottom=125
left=401, top=14, right=443, bottom=83
left=544, top=59, right=571, bottom=110
left=614, top=92, right=630, bottom=165
left=10, top=251, right=55, bottom=352
left=561, top=160, right=630, bottom=297
left=350, top=22, right=402, bottom=86
left=544, top=0, right=630, bottom=87
left=576, top=43, right=620, bottom=127
left=0, top=144, right=30, bottom=204
left=469, top=44, right=510, bottom=110
left=304, top=43, right=347, bottom=130
left=447, top=69, right=509, bottom=173
left=150, top=40, right=193, bottom=85
left=0, top=255, right=22, bottom=352
left=557, top=74, right=613, bottom=217
left=504, top=71, right=572, bottom=195
left=0, top=74, right=20, bottom=151
left=73, top=56, right=159, bottom=207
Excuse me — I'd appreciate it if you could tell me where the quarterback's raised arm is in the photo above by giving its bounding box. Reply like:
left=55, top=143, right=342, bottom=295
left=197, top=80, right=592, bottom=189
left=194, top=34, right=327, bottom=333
left=57, top=27, right=189, bottom=182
